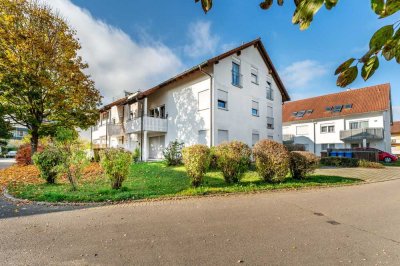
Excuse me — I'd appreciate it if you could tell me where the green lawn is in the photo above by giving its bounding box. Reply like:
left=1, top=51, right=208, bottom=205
left=382, top=160, right=400, bottom=167
left=8, top=162, right=361, bottom=203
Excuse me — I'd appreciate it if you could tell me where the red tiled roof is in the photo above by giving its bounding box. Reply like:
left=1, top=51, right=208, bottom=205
left=283, top=84, right=391, bottom=123
left=101, top=38, right=290, bottom=111
left=392, top=121, right=400, bottom=134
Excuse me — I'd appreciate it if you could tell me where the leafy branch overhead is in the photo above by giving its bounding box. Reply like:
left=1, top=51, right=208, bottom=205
left=195, top=0, right=400, bottom=88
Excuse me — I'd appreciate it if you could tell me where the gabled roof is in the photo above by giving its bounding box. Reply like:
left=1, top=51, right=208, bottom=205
left=101, top=38, right=289, bottom=111
left=392, top=121, right=400, bottom=134
left=283, top=84, right=391, bottom=123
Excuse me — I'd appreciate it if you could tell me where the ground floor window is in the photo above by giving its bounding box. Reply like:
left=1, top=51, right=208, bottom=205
left=252, top=132, right=260, bottom=146
left=321, top=143, right=336, bottom=151
left=218, top=130, right=229, bottom=144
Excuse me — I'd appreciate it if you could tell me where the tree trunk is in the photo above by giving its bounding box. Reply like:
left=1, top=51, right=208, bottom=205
left=30, top=127, right=39, bottom=158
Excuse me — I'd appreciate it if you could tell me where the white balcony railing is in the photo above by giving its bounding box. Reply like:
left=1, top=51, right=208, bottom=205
left=340, top=127, right=384, bottom=141
left=107, top=123, right=124, bottom=136
left=126, top=116, right=168, bottom=133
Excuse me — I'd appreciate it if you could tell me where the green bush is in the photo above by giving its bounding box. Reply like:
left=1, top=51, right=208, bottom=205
left=163, top=140, right=184, bottom=166
left=320, top=157, right=359, bottom=167
left=182, top=144, right=210, bottom=187
left=252, top=139, right=290, bottom=182
left=100, top=148, right=133, bottom=189
left=289, top=151, right=320, bottom=180
left=32, top=147, right=64, bottom=184
left=214, top=141, right=251, bottom=183
left=209, top=146, right=218, bottom=170
left=133, top=147, right=140, bottom=163
left=358, top=159, right=384, bottom=169
left=93, top=149, right=101, bottom=162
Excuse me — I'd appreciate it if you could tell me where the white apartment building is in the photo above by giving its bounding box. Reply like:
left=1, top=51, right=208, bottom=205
left=282, top=84, right=393, bottom=156
left=91, top=39, right=290, bottom=161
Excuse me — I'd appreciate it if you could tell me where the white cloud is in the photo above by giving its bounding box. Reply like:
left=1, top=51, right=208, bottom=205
left=184, top=20, right=220, bottom=58
left=280, top=60, right=328, bottom=89
left=44, top=0, right=183, bottom=104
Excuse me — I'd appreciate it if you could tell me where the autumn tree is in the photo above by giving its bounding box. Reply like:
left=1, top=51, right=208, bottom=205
left=0, top=106, right=12, bottom=146
left=0, top=0, right=101, bottom=155
left=195, top=0, right=400, bottom=87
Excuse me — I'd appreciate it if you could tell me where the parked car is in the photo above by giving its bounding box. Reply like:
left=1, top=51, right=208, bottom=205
left=354, top=148, right=398, bottom=163
left=5, top=151, right=17, bottom=158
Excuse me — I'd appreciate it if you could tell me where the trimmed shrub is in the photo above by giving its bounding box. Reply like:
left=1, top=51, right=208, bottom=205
left=252, top=139, right=290, bottom=182
left=133, top=147, right=140, bottom=163
left=320, top=157, right=359, bottom=167
left=93, top=149, right=101, bottom=162
left=16, top=144, right=44, bottom=166
left=289, top=151, right=320, bottom=180
left=163, top=140, right=184, bottom=166
left=214, top=141, right=251, bottom=183
left=32, top=147, right=64, bottom=184
left=100, top=148, right=133, bottom=189
left=285, top=143, right=306, bottom=152
left=358, top=159, right=384, bottom=169
left=182, top=145, right=210, bottom=187
left=209, top=146, right=218, bottom=170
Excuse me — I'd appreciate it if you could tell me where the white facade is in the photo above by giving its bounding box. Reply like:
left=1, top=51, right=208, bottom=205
left=91, top=42, right=288, bottom=161
left=283, top=111, right=392, bottom=156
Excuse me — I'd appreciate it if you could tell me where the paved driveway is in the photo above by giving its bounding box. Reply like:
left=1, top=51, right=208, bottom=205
left=1, top=178, right=400, bottom=265
left=315, top=166, right=400, bottom=183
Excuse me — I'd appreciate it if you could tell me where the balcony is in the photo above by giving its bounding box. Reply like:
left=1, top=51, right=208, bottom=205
left=107, top=123, right=124, bottom=136
left=340, top=127, right=384, bottom=141
left=125, top=116, right=168, bottom=133
left=283, top=134, right=295, bottom=144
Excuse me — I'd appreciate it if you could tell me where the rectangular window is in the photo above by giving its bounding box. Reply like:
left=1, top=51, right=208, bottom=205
left=321, top=124, right=335, bottom=133
left=266, top=81, right=273, bottom=100
left=198, top=130, right=208, bottom=145
left=251, top=67, right=258, bottom=84
left=252, top=132, right=260, bottom=146
left=349, top=121, right=369, bottom=129
left=296, top=125, right=309, bottom=135
left=252, top=101, right=259, bottom=116
left=268, top=135, right=274, bottom=140
left=232, top=61, right=241, bottom=87
left=217, top=89, right=228, bottom=110
left=322, top=143, right=336, bottom=151
left=267, top=117, right=274, bottom=129
left=218, top=130, right=229, bottom=144
left=198, top=90, right=209, bottom=111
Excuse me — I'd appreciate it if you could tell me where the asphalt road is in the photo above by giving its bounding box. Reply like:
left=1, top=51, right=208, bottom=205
left=1, top=178, right=400, bottom=265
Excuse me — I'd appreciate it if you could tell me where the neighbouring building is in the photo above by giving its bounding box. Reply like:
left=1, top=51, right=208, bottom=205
left=391, top=121, right=400, bottom=156
left=282, top=84, right=393, bottom=156
left=91, top=38, right=290, bottom=161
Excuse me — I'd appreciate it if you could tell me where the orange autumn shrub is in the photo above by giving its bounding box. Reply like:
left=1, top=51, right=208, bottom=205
left=16, top=144, right=44, bottom=166
left=0, top=165, right=42, bottom=187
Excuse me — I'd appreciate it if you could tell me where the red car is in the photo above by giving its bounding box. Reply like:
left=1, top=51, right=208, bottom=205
left=354, top=148, right=398, bottom=163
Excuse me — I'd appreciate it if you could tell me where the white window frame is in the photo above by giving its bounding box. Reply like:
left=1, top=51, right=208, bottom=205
left=251, top=101, right=259, bottom=117
left=266, top=80, right=274, bottom=101
left=198, top=89, right=210, bottom=111
left=251, top=66, right=259, bottom=85
left=321, top=124, right=335, bottom=133
left=217, top=89, right=228, bottom=110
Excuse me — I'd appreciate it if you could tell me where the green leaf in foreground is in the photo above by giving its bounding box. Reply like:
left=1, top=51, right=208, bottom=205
left=361, top=56, right=379, bottom=81
left=335, top=58, right=355, bottom=75
left=336, top=66, right=358, bottom=87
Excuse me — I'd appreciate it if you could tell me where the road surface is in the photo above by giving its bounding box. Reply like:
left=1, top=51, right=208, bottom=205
left=1, top=177, right=400, bottom=265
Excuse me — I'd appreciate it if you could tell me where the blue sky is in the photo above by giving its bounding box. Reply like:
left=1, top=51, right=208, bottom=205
left=48, top=0, right=399, bottom=120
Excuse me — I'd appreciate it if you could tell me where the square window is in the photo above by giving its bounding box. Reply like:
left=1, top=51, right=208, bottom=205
left=252, top=101, right=259, bottom=117
left=218, top=100, right=227, bottom=109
